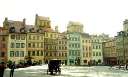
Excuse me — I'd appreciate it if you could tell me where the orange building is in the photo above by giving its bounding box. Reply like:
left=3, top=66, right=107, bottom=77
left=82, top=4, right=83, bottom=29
left=0, top=27, right=8, bottom=63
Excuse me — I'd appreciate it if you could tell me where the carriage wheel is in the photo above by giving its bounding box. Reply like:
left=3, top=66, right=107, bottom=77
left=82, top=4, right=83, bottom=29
left=58, top=68, right=61, bottom=74
left=47, top=69, right=49, bottom=74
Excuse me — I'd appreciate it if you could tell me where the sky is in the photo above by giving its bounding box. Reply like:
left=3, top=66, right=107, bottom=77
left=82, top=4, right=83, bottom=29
left=0, top=0, right=128, bottom=37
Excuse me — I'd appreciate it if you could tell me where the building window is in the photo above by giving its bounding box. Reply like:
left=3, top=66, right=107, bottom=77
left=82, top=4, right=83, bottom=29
left=45, top=52, right=48, bottom=56
left=21, top=43, right=25, bottom=48
left=2, top=44, right=6, bottom=48
left=78, top=52, right=80, bottom=56
left=86, top=53, right=88, bottom=57
left=32, top=51, right=35, bottom=56
left=37, top=50, right=39, bottom=56
left=2, top=37, right=5, bottom=41
left=65, top=47, right=67, bottom=50
left=59, top=41, right=61, bottom=44
left=50, top=34, right=53, bottom=38
left=86, top=40, right=88, bottom=43
left=82, top=40, right=84, bottom=43
left=65, top=53, right=67, bottom=57
left=20, top=51, right=24, bottom=57
left=99, top=45, right=101, bottom=49
left=16, top=35, right=20, bottom=40
left=33, top=36, right=35, bottom=40
left=29, top=35, right=31, bottom=40
left=59, top=53, right=61, bottom=56
left=21, top=35, right=25, bottom=40
left=41, top=51, right=43, bottom=56
left=69, top=51, right=71, bottom=56
left=96, top=52, right=98, bottom=56
left=28, top=43, right=31, bottom=47
left=54, top=52, right=56, bottom=56
left=93, top=45, right=95, bottom=49
left=0, top=52, right=5, bottom=57
left=15, top=51, right=19, bottom=57
left=45, top=33, right=48, bottom=37
left=16, top=43, right=20, bottom=48
left=89, top=52, right=91, bottom=57
left=75, top=38, right=77, bottom=41
left=93, top=52, right=95, bottom=56
left=65, top=41, right=67, bottom=44
left=33, top=43, right=35, bottom=48
left=10, top=42, right=15, bottom=48
left=11, top=35, right=15, bottom=39
left=72, top=44, right=74, bottom=48
left=10, top=51, right=14, bottom=57
left=96, top=46, right=98, bottom=49
left=50, top=52, right=52, bottom=56
left=84, top=60, right=87, bottom=63
left=28, top=51, right=31, bottom=56
left=62, top=53, right=64, bottom=56
left=72, top=51, right=74, bottom=56
left=89, top=46, right=91, bottom=51
left=86, top=47, right=88, bottom=51
left=99, top=52, right=101, bottom=56
left=75, top=51, right=77, bottom=56
left=59, top=46, right=61, bottom=50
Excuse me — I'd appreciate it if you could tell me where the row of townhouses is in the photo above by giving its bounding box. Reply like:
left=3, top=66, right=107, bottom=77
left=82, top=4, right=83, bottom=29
left=1, top=14, right=128, bottom=65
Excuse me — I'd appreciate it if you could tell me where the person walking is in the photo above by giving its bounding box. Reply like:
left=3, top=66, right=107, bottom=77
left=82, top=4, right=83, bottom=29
left=10, top=61, right=16, bottom=77
left=0, top=62, right=6, bottom=77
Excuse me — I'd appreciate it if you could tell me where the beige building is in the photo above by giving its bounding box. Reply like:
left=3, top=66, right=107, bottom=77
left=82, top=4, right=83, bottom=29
left=81, top=33, right=91, bottom=65
left=67, top=21, right=83, bottom=33
left=103, top=38, right=117, bottom=65
left=3, top=18, right=26, bottom=64
left=116, top=19, right=128, bottom=65
left=91, top=34, right=110, bottom=65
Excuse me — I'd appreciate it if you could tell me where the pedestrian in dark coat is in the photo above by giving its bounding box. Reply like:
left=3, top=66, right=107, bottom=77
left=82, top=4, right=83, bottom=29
left=10, top=62, right=16, bottom=77
left=0, top=62, right=6, bottom=77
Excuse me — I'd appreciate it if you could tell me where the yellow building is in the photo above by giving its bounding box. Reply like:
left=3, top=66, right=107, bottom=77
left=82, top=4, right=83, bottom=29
left=57, top=33, right=67, bottom=64
left=26, top=27, right=44, bottom=63
left=44, top=31, right=58, bottom=63
left=35, top=14, right=60, bottom=63
left=35, top=14, right=51, bottom=28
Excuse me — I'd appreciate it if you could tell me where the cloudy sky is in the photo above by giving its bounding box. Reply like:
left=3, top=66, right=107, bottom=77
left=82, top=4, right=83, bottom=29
left=0, top=0, right=128, bottom=36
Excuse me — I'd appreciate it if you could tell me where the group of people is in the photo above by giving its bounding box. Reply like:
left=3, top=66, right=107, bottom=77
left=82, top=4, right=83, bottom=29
left=0, top=61, right=16, bottom=77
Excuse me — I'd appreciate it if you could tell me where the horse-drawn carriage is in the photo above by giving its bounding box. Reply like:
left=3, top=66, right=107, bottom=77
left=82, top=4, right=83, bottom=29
left=47, top=60, right=61, bottom=75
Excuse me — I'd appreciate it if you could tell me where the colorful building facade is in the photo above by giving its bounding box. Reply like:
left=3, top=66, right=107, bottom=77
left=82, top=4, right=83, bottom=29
left=67, top=32, right=81, bottom=65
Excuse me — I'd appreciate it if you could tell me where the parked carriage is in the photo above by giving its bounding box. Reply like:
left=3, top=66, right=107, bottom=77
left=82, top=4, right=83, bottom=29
left=47, top=60, right=61, bottom=75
